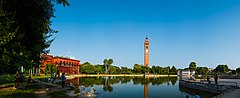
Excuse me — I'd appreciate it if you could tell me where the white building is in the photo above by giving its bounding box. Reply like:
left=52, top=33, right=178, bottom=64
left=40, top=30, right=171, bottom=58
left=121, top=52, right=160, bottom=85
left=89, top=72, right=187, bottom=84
left=177, top=70, right=195, bottom=76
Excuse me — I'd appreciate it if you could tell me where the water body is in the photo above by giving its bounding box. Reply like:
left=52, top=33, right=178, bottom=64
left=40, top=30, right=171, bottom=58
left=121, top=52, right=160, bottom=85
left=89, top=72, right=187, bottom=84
left=66, top=76, right=217, bottom=98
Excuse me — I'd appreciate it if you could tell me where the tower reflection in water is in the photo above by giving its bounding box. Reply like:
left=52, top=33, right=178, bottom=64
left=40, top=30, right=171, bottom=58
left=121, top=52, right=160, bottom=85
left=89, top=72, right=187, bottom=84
left=144, top=84, right=148, bottom=98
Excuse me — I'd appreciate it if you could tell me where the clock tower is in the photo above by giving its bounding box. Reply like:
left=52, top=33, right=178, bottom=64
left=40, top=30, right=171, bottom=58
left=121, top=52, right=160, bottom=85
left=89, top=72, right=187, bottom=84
left=144, top=36, right=149, bottom=66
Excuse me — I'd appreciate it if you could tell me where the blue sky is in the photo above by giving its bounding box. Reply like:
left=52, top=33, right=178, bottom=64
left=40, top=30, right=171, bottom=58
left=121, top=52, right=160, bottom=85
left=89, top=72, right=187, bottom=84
left=50, top=0, right=240, bottom=69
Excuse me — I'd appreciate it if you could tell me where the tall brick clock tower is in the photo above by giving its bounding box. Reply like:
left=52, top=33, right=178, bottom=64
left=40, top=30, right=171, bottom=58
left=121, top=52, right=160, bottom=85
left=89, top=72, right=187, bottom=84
left=144, top=36, right=149, bottom=67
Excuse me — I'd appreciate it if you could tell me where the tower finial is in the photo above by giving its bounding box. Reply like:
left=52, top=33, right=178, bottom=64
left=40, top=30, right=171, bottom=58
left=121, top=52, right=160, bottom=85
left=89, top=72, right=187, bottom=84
left=146, top=35, right=148, bottom=39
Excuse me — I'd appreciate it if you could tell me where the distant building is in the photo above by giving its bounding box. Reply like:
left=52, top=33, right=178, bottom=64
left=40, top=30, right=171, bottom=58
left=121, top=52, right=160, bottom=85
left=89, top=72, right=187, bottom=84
left=208, top=68, right=214, bottom=72
left=41, top=54, right=81, bottom=74
left=177, top=70, right=195, bottom=76
left=144, top=36, right=150, bottom=66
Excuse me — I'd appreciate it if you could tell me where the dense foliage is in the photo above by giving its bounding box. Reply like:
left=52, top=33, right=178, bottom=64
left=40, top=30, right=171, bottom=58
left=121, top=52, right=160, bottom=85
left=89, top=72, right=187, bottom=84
left=44, top=64, right=58, bottom=78
left=188, top=62, right=197, bottom=71
left=77, top=77, right=178, bottom=92
left=213, top=65, right=230, bottom=73
left=236, top=67, right=240, bottom=74
left=80, top=59, right=178, bottom=75
left=0, top=0, right=69, bottom=74
left=196, top=67, right=208, bottom=75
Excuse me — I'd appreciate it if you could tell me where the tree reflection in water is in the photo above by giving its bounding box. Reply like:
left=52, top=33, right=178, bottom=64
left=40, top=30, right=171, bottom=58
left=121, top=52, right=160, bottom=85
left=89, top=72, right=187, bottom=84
left=68, top=76, right=178, bottom=92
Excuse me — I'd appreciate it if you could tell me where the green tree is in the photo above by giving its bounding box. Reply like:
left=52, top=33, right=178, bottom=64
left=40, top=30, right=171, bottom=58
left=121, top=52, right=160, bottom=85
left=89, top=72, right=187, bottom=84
left=196, top=67, right=208, bottom=75
left=151, top=66, right=156, bottom=74
left=121, top=67, right=132, bottom=74
left=236, top=67, right=240, bottom=74
left=142, top=66, right=150, bottom=74
left=189, top=62, right=197, bottom=71
left=44, top=64, right=58, bottom=78
left=80, top=62, right=94, bottom=74
left=213, top=65, right=230, bottom=73
left=108, top=66, right=116, bottom=74
left=94, top=65, right=102, bottom=74
left=0, top=0, right=70, bottom=74
left=103, top=59, right=113, bottom=74
left=103, top=59, right=108, bottom=73
left=155, top=66, right=162, bottom=74
left=170, top=66, right=177, bottom=75
left=133, top=64, right=142, bottom=73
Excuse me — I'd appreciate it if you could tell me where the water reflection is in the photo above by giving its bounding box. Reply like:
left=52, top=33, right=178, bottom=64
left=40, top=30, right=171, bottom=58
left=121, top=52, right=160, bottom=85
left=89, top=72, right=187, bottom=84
left=67, top=76, right=178, bottom=89
left=144, top=84, right=148, bottom=98
left=66, top=76, right=212, bottom=98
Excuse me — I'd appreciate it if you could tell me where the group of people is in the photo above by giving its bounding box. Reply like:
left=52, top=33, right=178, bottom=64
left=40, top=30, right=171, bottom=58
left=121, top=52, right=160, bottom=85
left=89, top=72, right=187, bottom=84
left=207, top=74, right=219, bottom=89
left=79, top=84, right=96, bottom=97
left=186, top=92, right=200, bottom=98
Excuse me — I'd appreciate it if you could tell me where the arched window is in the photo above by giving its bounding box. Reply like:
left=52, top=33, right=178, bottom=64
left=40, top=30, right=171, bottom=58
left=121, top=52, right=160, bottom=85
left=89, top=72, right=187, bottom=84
left=60, top=61, right=62, bottom=66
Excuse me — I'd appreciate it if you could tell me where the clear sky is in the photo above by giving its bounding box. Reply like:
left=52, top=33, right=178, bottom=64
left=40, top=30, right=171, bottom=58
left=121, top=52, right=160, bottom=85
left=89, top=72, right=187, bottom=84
left=50, top=0, right=240, bottom=69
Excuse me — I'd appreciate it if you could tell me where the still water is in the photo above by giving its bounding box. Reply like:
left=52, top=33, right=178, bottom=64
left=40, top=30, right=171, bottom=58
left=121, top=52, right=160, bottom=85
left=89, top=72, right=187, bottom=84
left=66, top=76, right=217, bottom=98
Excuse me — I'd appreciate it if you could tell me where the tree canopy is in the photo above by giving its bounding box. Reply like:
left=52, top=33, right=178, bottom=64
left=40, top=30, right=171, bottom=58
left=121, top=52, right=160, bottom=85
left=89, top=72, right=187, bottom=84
left=213, top=65, right=230, bottom=73
left=189, top=62, right=197, bottom=71
left=0, top=0, right=69, bottom=74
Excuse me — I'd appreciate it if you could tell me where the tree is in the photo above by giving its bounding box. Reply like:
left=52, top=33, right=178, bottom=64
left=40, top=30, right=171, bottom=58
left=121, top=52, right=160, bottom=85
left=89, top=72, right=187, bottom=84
left=108, top=66, right=116, bottom=74
left=236, top=67, right=240, bottom=74
left=170, top=66, right=177, bottom=75
left=213, top=65, right=230, bottom=73
left=155, top=66, right=162, bottom=74
left=189, top=62, right=197, bottom=71
left=151, top=66, right=156, bottom=74
left=0, top=0, right=70, bottom=74
left=121, top=67, right=132, bottom=74
left=142, top=66, right=150, bottom=74
left=133, top=64, right=142, bottom=73
left=103, top=59, right=113, bottom=74
left=94, top=65, right=102, bottom=74
left=103, top=59, right=108, bottom=73
left=80, top=62, right=95, bottom=74
left=44, top=64, right=58, bottom=78
left=196, top=67, right=208, bottom=75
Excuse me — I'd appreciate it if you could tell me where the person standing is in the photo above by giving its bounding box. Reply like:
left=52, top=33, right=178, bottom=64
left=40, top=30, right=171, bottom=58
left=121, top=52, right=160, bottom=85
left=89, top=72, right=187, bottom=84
left=207, top=76, right=211, bottom=85
left=214, top=74, right=218, bottom=89
left=194, top=92, right=200, bottom=98
left=61, top=73, right=66, bottom=88
left=14, top=70, right=19, bottom=88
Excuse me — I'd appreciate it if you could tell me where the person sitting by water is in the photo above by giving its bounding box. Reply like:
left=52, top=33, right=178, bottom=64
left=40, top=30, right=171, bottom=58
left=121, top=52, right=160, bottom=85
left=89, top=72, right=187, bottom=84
left=194, top=92, right=200, bottom=98
left=70, top=82, right=75, bottom=87
left=52, top=73, right=56, bottom=83
left=79, top=84, right=86, bottom=93
left=27, top=76, right=33, bottom=84
left=89, top=85, right=95, bottom=94
left=18, top=72, right=25, bottom=89
left=186, top=95, right=189, bottom=98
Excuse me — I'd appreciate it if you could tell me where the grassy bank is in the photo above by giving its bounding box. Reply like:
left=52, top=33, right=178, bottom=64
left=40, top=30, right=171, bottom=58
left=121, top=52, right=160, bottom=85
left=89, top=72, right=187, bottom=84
left=0, top=83, right=42, bottom=98
left=0, top=74, right=15, bottom=86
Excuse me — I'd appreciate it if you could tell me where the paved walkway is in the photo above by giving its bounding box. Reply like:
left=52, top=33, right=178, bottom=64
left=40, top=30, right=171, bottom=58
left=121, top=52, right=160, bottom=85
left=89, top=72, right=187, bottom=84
left=33, top=79, right=70, bottom=98
left=212, top=89, right=240, bottom=98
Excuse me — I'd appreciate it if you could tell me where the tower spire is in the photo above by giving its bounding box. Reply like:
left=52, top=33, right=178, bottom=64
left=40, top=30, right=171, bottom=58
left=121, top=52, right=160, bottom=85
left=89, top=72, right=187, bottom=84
left=144, top=36, right=149, bottom=67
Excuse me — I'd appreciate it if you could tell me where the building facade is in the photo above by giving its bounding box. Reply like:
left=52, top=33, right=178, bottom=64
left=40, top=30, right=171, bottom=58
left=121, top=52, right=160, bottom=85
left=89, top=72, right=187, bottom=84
left=41, top=54, right=80, bottom=74
left=144, top=36, right=150, bottom=66
left=177, top=70, right=195, bottom=76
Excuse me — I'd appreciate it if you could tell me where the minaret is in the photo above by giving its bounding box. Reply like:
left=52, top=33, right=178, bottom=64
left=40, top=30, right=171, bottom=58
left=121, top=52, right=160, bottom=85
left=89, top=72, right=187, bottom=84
left=144, top=36, right=149, bottom=66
